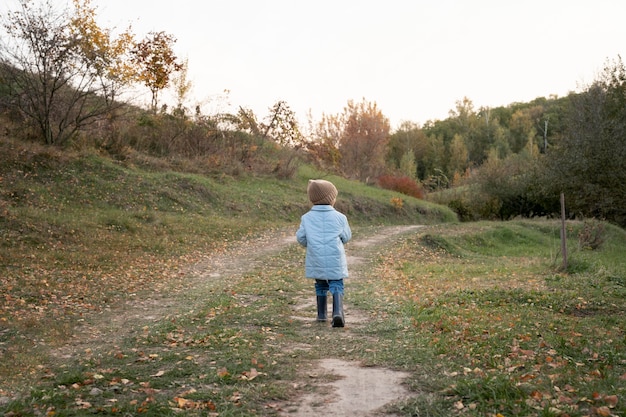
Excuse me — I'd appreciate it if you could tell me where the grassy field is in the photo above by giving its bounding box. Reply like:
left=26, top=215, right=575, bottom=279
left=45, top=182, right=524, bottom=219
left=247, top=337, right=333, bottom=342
left=0, top=139, right=452, bottom=382
left=1, top=139, right=625, bottom=416
left=366, top=220, right=626, bottom=416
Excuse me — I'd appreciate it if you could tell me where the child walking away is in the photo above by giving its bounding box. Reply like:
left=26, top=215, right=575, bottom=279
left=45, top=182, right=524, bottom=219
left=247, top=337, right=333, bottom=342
left=296, top=179, right=352, bottom=327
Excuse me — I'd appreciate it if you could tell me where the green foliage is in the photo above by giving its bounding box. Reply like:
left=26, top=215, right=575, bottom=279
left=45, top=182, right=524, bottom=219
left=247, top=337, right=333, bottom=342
left=543, top=57, right=626, bottom=227
left=413, top=90, right=626, bottom=226
left=399, top=149, right=418, bottom=179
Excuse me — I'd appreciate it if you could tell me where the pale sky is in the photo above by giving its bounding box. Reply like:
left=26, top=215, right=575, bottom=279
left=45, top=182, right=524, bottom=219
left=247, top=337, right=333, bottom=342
left=5, top=1, right=626, bottom=129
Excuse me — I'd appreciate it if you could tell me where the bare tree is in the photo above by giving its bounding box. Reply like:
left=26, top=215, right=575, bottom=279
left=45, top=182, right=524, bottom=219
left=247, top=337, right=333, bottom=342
left=0, top=0, right=134, bottom=145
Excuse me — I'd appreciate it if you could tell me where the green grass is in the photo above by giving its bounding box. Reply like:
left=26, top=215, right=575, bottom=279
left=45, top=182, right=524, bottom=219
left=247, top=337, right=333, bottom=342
left=357, top=220, right=626, bottom=417
left=2, top=140, right=625, bottom=416
left=2, top=218, right=625, bottom=416
left=0, top=139, right=454, bottom=391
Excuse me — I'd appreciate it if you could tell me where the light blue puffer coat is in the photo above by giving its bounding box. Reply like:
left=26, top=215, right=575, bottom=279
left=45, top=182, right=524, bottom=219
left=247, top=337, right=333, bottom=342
left=296, top=205, right=352, bottom=280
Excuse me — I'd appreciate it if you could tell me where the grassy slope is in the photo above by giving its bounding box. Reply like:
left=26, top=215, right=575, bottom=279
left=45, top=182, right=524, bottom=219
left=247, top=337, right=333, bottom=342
left=0, top=138, right=455, bottom=380
left=2, top=138, right=625, bottom=416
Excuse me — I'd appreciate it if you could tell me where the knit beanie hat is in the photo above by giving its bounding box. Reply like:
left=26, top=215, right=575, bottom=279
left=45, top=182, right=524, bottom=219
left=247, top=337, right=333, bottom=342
left=307, top=179, right=338, bottom=205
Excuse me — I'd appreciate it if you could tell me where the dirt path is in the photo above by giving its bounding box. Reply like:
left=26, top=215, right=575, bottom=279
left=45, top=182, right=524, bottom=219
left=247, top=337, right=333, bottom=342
left=53, top=224, right=424, bottom=416
left=282, top=225, right=422, bottom=416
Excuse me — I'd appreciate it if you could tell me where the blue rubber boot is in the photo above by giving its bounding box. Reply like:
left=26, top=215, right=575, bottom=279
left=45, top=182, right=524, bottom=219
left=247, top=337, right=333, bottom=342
left=331, top=293, right=344, bottom=327
left=316, top=296, right=327, bottom=322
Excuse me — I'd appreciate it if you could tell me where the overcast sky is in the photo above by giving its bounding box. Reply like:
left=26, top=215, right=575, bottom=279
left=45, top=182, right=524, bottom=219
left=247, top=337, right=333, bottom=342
left=5, top=0, right=626, bottom=129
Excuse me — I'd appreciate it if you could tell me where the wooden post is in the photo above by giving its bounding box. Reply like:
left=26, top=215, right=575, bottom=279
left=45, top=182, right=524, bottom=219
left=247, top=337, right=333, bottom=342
left=560, top=192, right=567, bottom=270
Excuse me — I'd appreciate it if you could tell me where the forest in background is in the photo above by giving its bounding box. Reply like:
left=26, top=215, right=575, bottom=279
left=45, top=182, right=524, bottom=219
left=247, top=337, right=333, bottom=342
left=1, top=0, right=625, bottom=228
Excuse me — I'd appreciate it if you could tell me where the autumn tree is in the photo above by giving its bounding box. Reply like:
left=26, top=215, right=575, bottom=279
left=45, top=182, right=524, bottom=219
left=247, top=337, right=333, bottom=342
left=0, top=0, right=134, bottom=144
left=70, top=0, right=135, bottom=106
left=131, top=31, right=183, bottom=112
left=339, top=98, right=390, bottom=182
left=306, top=111, right=344, bottom=172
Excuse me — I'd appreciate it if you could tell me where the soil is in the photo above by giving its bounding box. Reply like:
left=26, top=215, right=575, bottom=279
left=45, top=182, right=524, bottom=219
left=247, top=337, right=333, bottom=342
left=52, top=224, right=424, bottom=416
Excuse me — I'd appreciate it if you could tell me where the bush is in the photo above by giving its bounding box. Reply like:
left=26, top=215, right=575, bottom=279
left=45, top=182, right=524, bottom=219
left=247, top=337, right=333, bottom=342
left=578, top=219, right=606, bottom=250
left=377, top=175, right=424, bottom=199
left=446, top=198, right=476, bottom=222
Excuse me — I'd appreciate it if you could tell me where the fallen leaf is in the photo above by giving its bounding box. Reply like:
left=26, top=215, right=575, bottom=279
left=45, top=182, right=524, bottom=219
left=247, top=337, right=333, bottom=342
left=603, top=395, right=618, bottom=408
left=175, top=397, right=192, bottom=409
left=530, top=390, right=543, bottom=401
left=242, top=368, right=259, bottom=381
left=75, top=399, right=92, bottom=409
left=151, top=370, right=165, bottom=377
left=596, top=406, right=612, bottom=417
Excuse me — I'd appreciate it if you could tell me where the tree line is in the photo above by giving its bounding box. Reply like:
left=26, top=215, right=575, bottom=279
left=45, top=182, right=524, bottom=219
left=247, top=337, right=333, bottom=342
left=396, top=60, right=625, bottom=228
left=1, top=0, right=624, bottom=227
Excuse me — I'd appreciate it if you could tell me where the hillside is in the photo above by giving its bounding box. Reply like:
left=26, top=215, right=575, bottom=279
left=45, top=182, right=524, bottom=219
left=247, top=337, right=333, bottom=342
left=0, top=136, right=456, bottom=378
left=2, top=136, right=626, bottom=416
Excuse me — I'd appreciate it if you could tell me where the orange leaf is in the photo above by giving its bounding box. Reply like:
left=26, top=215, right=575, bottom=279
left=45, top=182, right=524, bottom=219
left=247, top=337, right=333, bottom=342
left=603, top=395, right=618, bottom=408
left=242, top=368, right=259, bottom=380
left=596, top=406, right=612, bottom=417
left=175, top=397, right=192, bottom=409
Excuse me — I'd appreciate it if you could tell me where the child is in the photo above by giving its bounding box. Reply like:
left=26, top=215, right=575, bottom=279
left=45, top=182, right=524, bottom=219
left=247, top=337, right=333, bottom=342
left=296, top=179, right=352, bottom=327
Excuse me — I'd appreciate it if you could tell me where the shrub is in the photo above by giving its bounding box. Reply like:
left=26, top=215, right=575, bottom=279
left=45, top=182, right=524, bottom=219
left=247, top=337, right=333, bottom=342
left=578, top=219, right=606, bottom=250
left=390, top=197, right=403, bottom=211
left=377, top=175, right=424, bottom=199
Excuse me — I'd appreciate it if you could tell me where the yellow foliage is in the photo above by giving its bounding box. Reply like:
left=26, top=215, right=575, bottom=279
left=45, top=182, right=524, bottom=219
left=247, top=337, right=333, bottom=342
left=390, top=197, right=403, bottom=210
